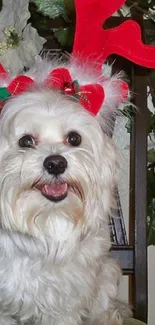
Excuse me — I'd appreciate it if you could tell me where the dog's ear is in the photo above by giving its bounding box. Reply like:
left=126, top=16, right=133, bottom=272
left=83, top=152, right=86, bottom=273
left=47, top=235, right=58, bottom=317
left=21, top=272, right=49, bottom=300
left=96, top=65, right=129, bottom=136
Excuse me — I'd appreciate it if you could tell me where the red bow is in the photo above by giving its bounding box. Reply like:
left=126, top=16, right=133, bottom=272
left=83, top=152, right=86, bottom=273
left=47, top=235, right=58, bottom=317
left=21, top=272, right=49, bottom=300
left=0, top=65, right=128, bottom=115
left=45, top=68, right=105, bottom=115
left=0, top=65, right=105, bottom=115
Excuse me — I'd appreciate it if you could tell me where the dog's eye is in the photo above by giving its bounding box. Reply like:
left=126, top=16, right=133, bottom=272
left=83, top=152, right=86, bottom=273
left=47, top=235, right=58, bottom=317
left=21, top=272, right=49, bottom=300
left=18, top=135, right=36, bottom=148
left=67, top=131, right=81, bottom=147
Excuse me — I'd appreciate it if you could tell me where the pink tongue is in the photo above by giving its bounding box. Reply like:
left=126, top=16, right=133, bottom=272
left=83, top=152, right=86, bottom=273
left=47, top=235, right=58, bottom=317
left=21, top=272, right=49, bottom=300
left=41, top=183, right=68, bottom=198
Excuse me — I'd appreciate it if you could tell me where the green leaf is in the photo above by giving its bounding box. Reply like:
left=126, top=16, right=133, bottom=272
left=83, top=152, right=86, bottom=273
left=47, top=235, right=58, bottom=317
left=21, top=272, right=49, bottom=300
left=147, top=200, right=155, bottom=246
left=33, top=0, right=65, bottom=19
left=54, top=28, right=68, bottom=46
left=148, top=148, right=155, bottom=163
left=148, top=109, right=155, bottom=134
left=54, top=26, right=74, bottom=47
left=125, top=117, right=132, bottom=133
left=147, top=220, right=155, bottom=246
left=149, top=70, right=155, bottom=108
left=147, top=168, right=155, bottom=207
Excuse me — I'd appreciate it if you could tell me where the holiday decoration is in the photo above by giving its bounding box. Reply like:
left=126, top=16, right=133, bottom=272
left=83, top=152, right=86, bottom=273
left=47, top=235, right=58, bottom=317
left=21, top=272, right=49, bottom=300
left=1, top=0, right=155, bottom=113
left=46, top=68, right=105, bottom=115
left=0, top=0, right=46, bottom=75
left=73, top=0, right=155, bottom=69
left=0, top=65, right=104, bottom=114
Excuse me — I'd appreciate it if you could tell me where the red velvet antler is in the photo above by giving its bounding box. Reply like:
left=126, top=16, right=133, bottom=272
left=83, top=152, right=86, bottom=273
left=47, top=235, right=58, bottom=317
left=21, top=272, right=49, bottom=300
left=72, top=0, right=155, bottom=70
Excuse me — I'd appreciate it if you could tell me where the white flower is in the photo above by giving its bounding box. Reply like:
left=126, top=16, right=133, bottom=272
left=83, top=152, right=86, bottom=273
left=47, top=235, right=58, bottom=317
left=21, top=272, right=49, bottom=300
left=0, top=0, right=46, bottom=75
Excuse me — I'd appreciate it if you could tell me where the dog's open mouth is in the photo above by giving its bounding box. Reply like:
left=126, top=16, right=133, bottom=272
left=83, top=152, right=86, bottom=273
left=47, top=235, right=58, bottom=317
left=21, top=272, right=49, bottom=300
left=38, top=183, right=68, bottom=202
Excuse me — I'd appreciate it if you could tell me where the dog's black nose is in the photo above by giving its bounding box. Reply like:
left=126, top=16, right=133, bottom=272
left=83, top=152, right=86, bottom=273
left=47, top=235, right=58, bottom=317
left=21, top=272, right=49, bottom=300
left=43, top=155, right=67, bottom=175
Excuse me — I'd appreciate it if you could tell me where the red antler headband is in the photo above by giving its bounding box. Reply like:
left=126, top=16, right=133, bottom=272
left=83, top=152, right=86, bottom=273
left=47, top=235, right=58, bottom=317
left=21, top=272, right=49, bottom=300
left=1, top=0, right=155, bottom=116
left=73, top=0, right=155, bottom=69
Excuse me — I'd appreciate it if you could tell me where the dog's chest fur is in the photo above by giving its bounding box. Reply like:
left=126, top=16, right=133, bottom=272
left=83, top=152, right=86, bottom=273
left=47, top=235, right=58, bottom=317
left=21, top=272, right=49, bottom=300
left=0, top=230, right=104, bottom=324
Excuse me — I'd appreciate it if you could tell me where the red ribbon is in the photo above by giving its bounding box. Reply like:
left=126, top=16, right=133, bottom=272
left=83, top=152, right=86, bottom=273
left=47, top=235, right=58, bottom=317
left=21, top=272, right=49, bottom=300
left=0, top=65, right=128, bottom=115
left=45, top=68, right=105, bottom=115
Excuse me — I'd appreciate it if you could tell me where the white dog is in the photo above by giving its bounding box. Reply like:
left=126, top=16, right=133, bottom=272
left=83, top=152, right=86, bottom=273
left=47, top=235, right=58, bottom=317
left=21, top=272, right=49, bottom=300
left=0, top=58, right=131, bottom=325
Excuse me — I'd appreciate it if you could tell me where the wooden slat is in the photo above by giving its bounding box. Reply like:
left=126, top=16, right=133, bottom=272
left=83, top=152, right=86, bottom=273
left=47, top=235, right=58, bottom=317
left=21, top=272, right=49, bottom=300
left=111, top=246, right=133, bottom=273
left=110, top=199, right=128, bottom=245
left=106, top=16, right=148, bottom=322
left=129, top=14, right=148, bottom=323
left=130, top=63, right=148, bottom=323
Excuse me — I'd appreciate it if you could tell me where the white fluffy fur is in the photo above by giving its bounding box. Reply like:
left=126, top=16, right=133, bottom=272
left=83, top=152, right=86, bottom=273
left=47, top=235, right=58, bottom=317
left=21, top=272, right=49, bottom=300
left=0, top=58, right=131, bottom=325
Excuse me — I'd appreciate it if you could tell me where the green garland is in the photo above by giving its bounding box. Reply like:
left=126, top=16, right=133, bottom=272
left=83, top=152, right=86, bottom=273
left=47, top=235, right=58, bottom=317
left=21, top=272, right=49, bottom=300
left=32, top=0, right=65, bottom=19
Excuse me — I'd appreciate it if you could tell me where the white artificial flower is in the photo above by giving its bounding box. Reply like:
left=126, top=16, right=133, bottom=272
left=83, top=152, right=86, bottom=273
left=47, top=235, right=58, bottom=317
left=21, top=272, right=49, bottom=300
left=0, top=0, right=46, bottom=75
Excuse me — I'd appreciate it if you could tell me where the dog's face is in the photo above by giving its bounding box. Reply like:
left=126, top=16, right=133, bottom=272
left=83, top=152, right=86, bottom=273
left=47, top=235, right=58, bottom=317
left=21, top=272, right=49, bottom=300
left=0, top=88, right=118, bottom=238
